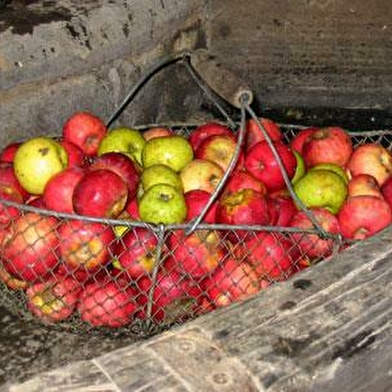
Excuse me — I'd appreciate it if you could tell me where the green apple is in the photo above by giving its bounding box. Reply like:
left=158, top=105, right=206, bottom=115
left=309, top=162, right=349, bottom=184
left=14, top=137, right=68, bottom=195
left=141, top=135, right=193, bottom=172
left=138, top=164, right=183, bottom=200
left=291, top=150, right=306, bottom=184
left=293, top=169, right=348, bottom=214
left=138, top=183, right=187, bottom=225
left=98, top=127, right=145, bottom=166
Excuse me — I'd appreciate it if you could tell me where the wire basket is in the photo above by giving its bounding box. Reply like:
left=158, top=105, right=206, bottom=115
left=0, top=54, right=392, bottom=336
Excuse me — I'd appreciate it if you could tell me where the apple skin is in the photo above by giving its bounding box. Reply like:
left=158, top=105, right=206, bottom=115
left=0, top=187, right=23, bottom=227
left=347, top=143, right=392, bottom=187
left=89, top=152, right=139, bottom=200
left=138, top=183, right=187, bottom=225
left=113, top=227, right=159, bottom=279
left=195, top=134, right=244, bottom=172
left=338, top=195, right=392, bottom=240
left=267, top=194, right=298, bottom=227
left=26, top=195, right=46, bottom=208
left=290, top=127, right=318, bottom=154
left=59, top=140, right=86, bottom=168
left=180, top=159, right=224, bottom=194
left=73, top=168, right=129, bottom=218
left=0, top=142, right=21, bottom=163
left=136, top=272, right=202, bottom=323
left=223, top=169, right=267, bottom=196
left=289, top=208, right=341, bottom=259
left=381, top=175, right=392, bottom=209
left=78, top=281, right=137, bottom=328
left=58, top=219, right=115, bottom=274
left=63, top=112, right=107, bottom=157
left=2, top=212, right=60, bottom=283
left=26, top=277, right=82, bottom=323
left=216, top=189, right=270, bottom=240
left=43, top=166, right=85, bottom=214
left=184, top=190, right=217, bottom=224
left=245, top=141, right=297, bottom=192
left=245, top=117, right=282, bottom=152
left=143, top=127, right=174, bottom=141
left=202, top=258, right=261, bottom=308
left=125, top=197, right=140, bottom=220
left=240, top=233, right=295, bottom=281
left=189, top=122, right=233, bottom=152
left=302, top=127, right=353, bottom=168
left=0, top=263, right=29, bottom=291
left=165, top=229, right=225, bottom=279
left=349, top=174, right=383, bottom=199
left=0, top=162, right=30, bottom=201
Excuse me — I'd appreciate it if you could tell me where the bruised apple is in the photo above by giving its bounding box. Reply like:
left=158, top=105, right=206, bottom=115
left=2, top=213, right=59, bottom=282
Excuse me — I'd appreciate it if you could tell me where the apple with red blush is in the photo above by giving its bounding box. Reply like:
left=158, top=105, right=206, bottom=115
left=78, top=280, right=137, bottom=327
left=289, top=208, right=341, bottom=259
left=223, top=169, right=267, bottom=195
left=62, top=111, right=107, bottom=157
left=347, top=143, right=392, bottom=187
left=0, top=162, right=30, bottom=201
left=0, top=187, right=23, bottom=227
left=73, top=168, right=128, bottom=218
left=89, top=152, right=139, bottom=200
left=245, top=117, right=282, bottom=152
left=2, top=212, right=60, bottom=283
left=143, top=127, right=174, bottom=141
left=0, top=263, right=29, bottom=291
left=26, top=276, right=82, bottom=323
left=58, top=219, right=115, bottom=274
left=348, top=174, right=383, bottom=199
left=125, top=197, right=140, bottom=220
left=245, top=141, right=297, bottom=192
left=301, top=127, right=353, bottom=168
left=196, top=134, right=244, bottom=172
left=59, top=140, right=86, bottom=167
left=189, top=122, right=233, bottom=151
left=43, top=166, right=85, bottom=214
left=165, top=229, right=224, bottom=279
left=184, top=189, right=217, bottom=223
left=267, top=194, right=297, bottom=227
left=338, top=195, right=392, bottom=240
left=290, top=127, right=318, bottom=154
left=0, top=142, right=21, bottom=163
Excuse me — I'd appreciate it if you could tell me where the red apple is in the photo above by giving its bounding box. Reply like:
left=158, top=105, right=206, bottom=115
left=240, top=233, right=295, bottom=281
left=223, top=169, right=267, bottom=195
left=289, top=208, right=341, bottom=259
left=0, top=264, right=29, bottom=291
left=216, top=189, right=270, bottom=240
left=58, top=219, right=115, bottom=273
left=382, top=175, right=392, bottom=209
left=0, top=142, right=21, bottom=163
left=0, top=162, right=30, bottom=201
left=2, top=212, right=59, bottom=282
left=136, top=272, right=202, bottom=323
left=0, top=187, right=22, bottom=227
left=338, top=195, right=392, bottom=240
left=245, top=141, right=297, bottom=192
left=113, top=227, right=159, bottom=279
left=78, top=280, right=137, bottom=327
left=73, top=169, right=128, bottom=218
left=267, top=195, right=297, bottom=227
left=202, top=258, right=261, bottom=308
left=88, top=152, right=139, bottom=200
left=245, top=117, right=282, bottom=152
left=26, top=277, right=82, bottom=323
left=302, top=127, right=353, bottom=168
left=59, top=140, right=86, bottom=168
left=62, top=111, right=107, bottom=157
left=189, top=122, right=233, bottom=152
left=180, top=159, right=224, bottom=193
left=290, top=127, right=318, bottom=154
left=26, top=195, right=46, bottom=208
left=125, top=197, right=140, bottom=220
left=348, top=174, right=383, bottom=199
left=165, top=229, right=225, bottom=279
left=347, top=143, right=392, bottom=187
left=184, top=189, right=217, bottom=223
left=143, top=127, right=174, bottom=141
left=43, top=166, right=86, bottom=214
left=196, top=134, right=244, bottom=172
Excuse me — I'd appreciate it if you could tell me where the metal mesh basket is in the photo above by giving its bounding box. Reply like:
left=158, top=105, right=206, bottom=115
left=0, top=54, right=392, bottom=336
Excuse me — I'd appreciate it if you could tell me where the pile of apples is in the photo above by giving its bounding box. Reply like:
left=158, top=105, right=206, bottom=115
left=0, top=111, right=392, bottom=329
